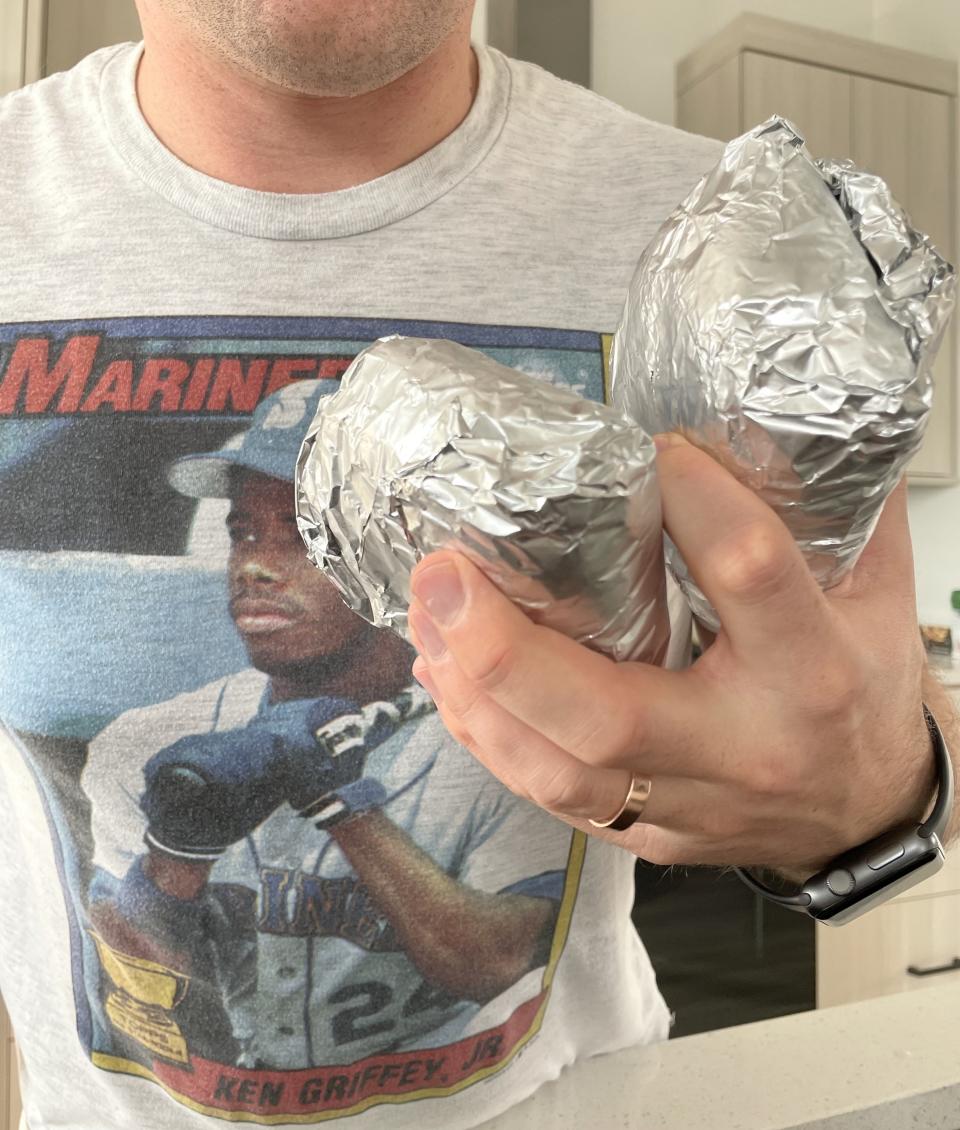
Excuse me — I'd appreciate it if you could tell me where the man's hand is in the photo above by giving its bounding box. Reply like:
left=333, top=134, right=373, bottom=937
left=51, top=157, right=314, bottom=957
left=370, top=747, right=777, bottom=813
left=405, top=434, right=947, bottom=874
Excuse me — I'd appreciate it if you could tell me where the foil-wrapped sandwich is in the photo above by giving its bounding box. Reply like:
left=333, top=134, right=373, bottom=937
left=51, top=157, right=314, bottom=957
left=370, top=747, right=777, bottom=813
left=611, top=116, right=956, bottom=630
left=296, top=335, right=669, bottom=664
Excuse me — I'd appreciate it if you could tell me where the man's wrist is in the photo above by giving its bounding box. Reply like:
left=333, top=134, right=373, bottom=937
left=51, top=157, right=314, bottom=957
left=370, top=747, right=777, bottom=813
left=882, top=705, right=940, bottom=830
left=921, top=667, right=960, bottom=845
left=741, top=704, right=954, bottom=923
left=778, top=699, right=940, bottom=886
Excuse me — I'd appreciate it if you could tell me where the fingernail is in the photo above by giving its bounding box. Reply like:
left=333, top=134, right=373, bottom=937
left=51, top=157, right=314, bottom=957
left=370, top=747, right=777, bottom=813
left=409, top=606, right=447, bottom=661
left=412, top=661, right=443, bottom=705
left=653, top=432, right=685, bottom=453
left=411, top=559, right=464, bottom=625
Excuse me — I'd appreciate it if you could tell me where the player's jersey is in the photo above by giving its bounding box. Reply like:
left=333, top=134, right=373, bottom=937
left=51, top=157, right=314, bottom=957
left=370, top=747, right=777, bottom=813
left=83, top=672, right=570, bottom=1068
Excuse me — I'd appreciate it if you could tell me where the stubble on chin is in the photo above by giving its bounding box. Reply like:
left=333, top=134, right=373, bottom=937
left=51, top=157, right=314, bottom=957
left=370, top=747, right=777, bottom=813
left=166, top=0, right=472, bottom=97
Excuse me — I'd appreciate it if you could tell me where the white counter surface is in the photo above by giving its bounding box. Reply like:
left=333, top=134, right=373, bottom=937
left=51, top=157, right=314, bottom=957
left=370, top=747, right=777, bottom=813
left=480, top=983, right=960, bottom=1129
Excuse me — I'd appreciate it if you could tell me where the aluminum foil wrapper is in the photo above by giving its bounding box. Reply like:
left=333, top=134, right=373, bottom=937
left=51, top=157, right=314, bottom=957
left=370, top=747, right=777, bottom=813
left=296, top=335, right=669, bottom=664
left=611, top=116, right=955, bottom=630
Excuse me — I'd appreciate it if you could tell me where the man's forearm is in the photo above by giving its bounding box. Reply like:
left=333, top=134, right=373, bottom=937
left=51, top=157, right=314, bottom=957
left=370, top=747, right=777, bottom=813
left=331, top=812, right=557, bottom=1004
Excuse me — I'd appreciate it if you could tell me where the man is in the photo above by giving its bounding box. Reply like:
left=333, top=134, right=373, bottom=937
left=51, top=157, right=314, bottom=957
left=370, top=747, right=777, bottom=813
left=0, top=2, right=955, bottom=1129
left=81, top=381, right=564, bottom=1076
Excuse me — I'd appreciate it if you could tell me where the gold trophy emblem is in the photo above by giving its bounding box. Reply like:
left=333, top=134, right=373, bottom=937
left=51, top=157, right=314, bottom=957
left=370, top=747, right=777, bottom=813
left=91, top=932, right=192, bottom=1065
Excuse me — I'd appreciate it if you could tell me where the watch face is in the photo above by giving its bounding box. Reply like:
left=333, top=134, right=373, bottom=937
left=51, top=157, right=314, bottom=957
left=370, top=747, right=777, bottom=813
left=813, top=838, right=945, bottom=926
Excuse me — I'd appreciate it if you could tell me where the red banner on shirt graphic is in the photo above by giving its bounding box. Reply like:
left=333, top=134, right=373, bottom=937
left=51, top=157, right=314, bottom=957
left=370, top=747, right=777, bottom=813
left=139, top=991, right=547, bottom=1118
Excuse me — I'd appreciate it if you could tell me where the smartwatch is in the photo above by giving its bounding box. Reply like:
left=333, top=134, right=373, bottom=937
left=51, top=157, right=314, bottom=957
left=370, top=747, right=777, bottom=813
left=735, top=705, right=954, bottom=926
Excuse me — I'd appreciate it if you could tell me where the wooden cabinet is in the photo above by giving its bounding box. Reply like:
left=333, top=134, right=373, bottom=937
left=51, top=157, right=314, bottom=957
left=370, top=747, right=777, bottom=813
left=742, top=53, right=853, bottom=157
left=677, top=14, right=959, bottom=485
left=817, top=891, right=960, bottom=1008
left=850, top=77, right=958, bottom=481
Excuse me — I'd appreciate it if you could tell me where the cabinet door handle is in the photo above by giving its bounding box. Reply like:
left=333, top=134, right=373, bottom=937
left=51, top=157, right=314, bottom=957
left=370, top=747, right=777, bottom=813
left=906, top=957, right=960, bottom=977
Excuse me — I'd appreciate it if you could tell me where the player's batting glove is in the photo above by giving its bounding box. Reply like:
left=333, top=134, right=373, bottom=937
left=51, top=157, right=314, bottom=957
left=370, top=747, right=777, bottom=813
left=141, top=728, right=292, bottom=860
left=285, top=687, right=436, bottom=830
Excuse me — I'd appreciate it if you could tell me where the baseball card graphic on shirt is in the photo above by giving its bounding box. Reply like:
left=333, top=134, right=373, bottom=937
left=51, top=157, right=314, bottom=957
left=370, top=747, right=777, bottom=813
left=0, top=315, right=610, bottom=1121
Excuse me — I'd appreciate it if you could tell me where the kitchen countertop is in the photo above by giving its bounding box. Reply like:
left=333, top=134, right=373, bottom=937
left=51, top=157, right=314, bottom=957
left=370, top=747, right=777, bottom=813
left=480, top=982, right=960, bottom=1129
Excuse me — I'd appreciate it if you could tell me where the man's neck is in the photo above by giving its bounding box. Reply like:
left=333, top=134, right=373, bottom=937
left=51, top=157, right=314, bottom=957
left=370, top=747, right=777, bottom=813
left=135, top=17, right=478, bottom=194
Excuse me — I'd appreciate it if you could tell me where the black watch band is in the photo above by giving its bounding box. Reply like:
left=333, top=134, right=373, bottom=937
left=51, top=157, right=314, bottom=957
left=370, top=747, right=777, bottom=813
left=734, top=705, right=954, bottom=926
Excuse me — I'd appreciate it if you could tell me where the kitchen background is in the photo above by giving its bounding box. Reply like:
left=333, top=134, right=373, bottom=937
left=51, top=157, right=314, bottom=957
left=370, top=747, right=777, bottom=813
left=2, top=0, right=960, bottom=1125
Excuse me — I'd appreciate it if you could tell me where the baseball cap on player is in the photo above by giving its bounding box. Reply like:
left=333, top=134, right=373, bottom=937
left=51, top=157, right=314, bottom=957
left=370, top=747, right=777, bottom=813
left=168, top=379, right=337, bottom=498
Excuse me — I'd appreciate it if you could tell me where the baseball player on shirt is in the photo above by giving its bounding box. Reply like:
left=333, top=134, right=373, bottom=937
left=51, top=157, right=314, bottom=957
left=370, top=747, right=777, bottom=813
left=81, top=381, right=567, bottom=1071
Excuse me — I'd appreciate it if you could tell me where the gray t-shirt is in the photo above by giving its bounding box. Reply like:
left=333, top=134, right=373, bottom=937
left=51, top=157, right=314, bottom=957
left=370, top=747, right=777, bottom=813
left=0, top=41, right=719, bottom=1130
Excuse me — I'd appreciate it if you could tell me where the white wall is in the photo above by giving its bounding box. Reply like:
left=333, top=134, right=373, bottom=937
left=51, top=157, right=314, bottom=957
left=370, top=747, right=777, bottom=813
left=873, top=0, right=959, bottom=57
left=592, top=1, right=960, bottom=624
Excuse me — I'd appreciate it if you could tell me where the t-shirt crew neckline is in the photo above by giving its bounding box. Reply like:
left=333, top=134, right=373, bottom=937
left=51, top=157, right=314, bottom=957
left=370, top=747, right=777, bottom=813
left=98, top=41, right=511, bottom=241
